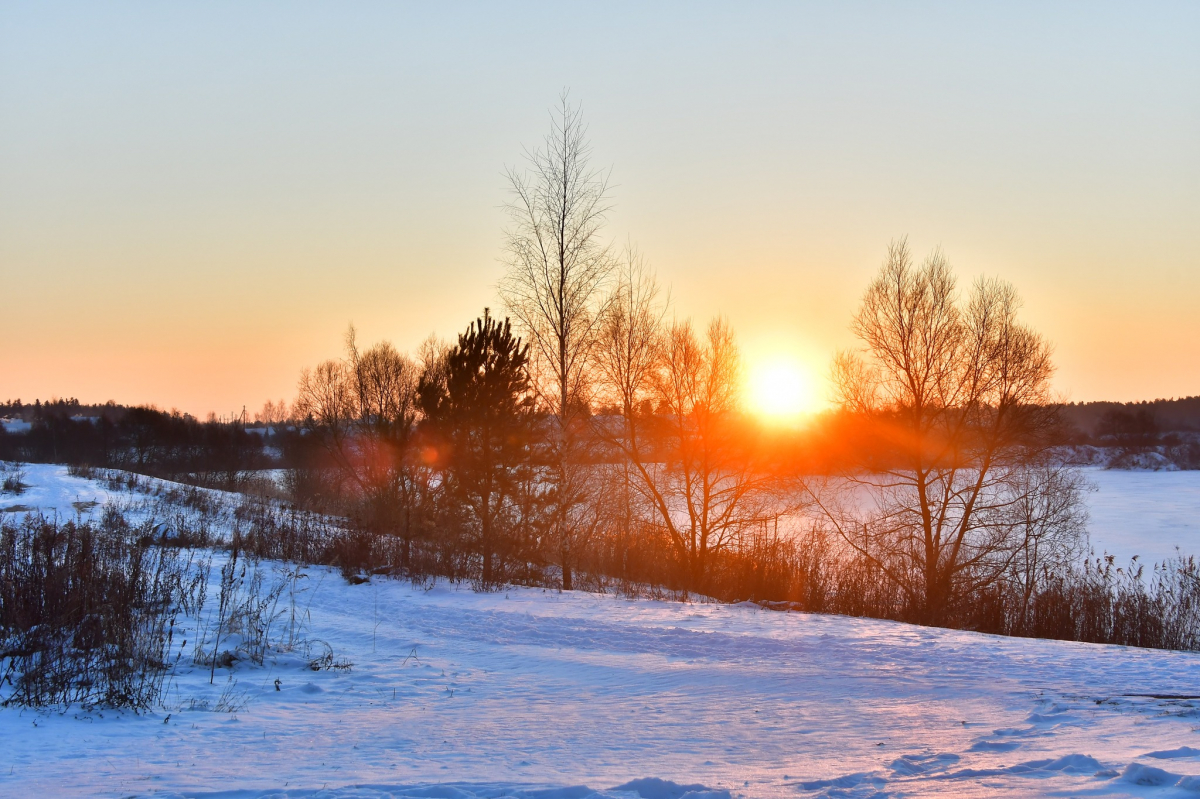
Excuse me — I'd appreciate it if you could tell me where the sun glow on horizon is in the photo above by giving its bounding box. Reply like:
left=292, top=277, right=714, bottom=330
left=746, top=357, right=822, bottom=423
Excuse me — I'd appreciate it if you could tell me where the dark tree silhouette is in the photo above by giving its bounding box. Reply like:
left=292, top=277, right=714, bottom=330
left=1096, top=408, right=1160, bottom=453
left=418, top=310, right=534, bottom=585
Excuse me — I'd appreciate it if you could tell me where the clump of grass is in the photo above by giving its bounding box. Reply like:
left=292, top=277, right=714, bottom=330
left=0, top=513, right=204, bottom=711
left=305, top=639, right=353, bottom=672
left=1, top=463, right=27, bottom=495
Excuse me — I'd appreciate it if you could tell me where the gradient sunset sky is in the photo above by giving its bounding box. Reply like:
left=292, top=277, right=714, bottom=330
left=2, top=2, right=1197, bottom=417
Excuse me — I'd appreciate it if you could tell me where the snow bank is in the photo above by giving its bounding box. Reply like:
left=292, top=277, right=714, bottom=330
left=0, top=418, right=32, bottom=434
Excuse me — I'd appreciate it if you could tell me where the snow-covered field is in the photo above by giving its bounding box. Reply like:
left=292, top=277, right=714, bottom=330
left=0, top=461, right=128, bottom=515
left=4, top=463, right=1200, bottom=798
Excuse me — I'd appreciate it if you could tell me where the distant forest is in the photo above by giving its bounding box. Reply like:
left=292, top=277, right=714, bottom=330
left=3, top=392, right=1199, bottom=487
left=0, top=398, right=272, bottom=489
left=1060, top=396, right=1200, bottom=436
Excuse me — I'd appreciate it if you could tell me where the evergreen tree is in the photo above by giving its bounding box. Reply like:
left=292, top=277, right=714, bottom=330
left=418, top=310, right=533, bottom=585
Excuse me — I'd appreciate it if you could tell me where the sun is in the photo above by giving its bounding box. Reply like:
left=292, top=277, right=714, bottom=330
left=746, top=358, right=820, bottom=423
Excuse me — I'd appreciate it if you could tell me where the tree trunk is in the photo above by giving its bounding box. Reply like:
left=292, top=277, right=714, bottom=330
left=691, top=549, right=706, bottom=598
left=924, top=567, right=948, bottom=626
left=482, top=505, right=493, bottom=585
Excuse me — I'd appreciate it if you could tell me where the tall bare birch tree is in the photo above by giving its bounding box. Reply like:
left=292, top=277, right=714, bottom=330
left=499, top=93, right=615, bottom=589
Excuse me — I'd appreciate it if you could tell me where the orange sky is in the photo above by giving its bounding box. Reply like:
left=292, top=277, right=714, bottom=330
left=2, top=3, right=1198, bottom=418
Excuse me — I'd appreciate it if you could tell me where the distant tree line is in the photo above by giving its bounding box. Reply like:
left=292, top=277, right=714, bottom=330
left=0, top=399, right=269, bottom=489
left=1053, top=400, right=1200, bottom=469
left=1061, top=396, right=1200, bottom=437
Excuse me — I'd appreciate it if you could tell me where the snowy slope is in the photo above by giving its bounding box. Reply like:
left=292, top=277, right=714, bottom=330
left=4, top=464, right=1200, bottom=798
left=3, top=569, right=1200, bottom=798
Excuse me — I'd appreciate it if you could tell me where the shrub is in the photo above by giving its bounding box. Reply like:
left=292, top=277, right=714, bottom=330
left=0, top=513, right=204, bottom=710
left=1, top=462, right=27, bottom=495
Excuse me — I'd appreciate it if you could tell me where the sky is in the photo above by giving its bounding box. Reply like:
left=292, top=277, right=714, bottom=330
left=1, top=1, right=1197, bottom=418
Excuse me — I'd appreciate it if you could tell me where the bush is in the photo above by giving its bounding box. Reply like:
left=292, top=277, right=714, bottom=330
left=0, top=514, right=203, bottom=710
left=1, top=462, right=27, bottom=495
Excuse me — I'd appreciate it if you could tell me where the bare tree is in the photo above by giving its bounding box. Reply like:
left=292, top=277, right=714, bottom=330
left=345, top=329, right=424, bottom=563
left=591, top=246, right=669, bottom=582
left=499, top=92, right=615, bottom=589
left=1007, top=463, right=1090, bottom=631
left=346, top=329, right=420, bottom=443
left=294, top=327, right=425, bottom=567
left=606, top=315, right=779, bottom=596
left=295, top=360, right=356, bottom=467
left=255, top=399, right=289, bottom=426
left=593, top=245, right=667, bottom=428
left=810, top=240, right=1087, bottom=624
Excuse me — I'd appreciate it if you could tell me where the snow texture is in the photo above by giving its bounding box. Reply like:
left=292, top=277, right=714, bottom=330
left=3, top=464, right=1200, bottom=798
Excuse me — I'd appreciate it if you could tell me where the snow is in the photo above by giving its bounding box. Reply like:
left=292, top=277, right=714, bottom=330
left=1084, top=467, right=1200, bottom=565
left=4, top=464, right=1200, bottom=798
left=0, top=462, right=128, bottom=515
left=0, top=418, right=32, bottom=434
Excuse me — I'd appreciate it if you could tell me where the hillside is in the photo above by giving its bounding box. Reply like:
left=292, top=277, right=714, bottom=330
left=4, top=466, right=1200, bottom=798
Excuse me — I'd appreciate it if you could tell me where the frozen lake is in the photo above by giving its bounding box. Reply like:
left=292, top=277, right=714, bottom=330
left=1082, top=467, right=1200, bottom=565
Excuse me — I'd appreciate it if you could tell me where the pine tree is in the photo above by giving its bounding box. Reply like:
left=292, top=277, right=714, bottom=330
left=418, top=310, right=533, bottom=585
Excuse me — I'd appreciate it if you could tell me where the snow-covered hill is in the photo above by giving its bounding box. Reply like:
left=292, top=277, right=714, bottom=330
left=5, top=565, right=1200, bottom=798
left=4, top=464, right=1200, bottom=798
